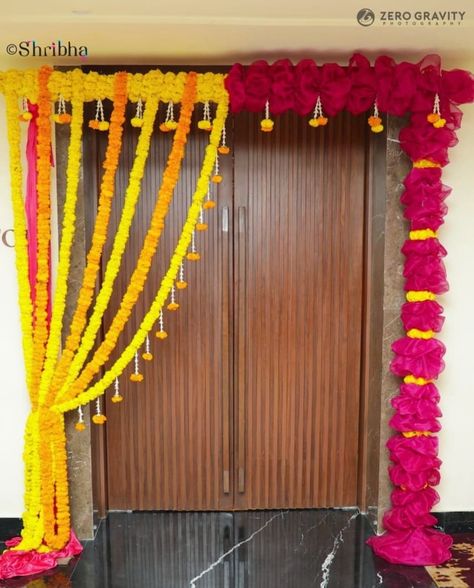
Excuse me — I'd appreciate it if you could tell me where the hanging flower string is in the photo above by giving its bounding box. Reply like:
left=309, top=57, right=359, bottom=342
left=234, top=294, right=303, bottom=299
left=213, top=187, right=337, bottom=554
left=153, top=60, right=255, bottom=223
left=88, top=98, right=109, bottom=131
left=196, top=206, right=208, bottom=232
left=111, top=377, right=123, bottom=403
left=176, top=263, right=188, bottom=289
left=19, top=97, right=33, bottom=122
left=130, top=351, right=144, bottom=382
left=92, top=397, right=106, bottom=424
left=156, top=309, right=168, bottom=340
left=368, top=101, right=384, bottom=133
left=308, top=95, right=328, bottom=128
left=186, top=230, right=201, bottom=261
left=198, top=100, right=212, bottom=131
left=218, top=123, right=230, bottom=154
left=131, top=98, right=144, bottom=128
left=160, top=100, right=178, bottom=132
left=203, top=188, right=216, bottom=210
left=167, top=285, right=180, bottom=311
left=75, top=406, right=86, bottom=431
left=52, top=95, right=71, bottom=125
left=427, top=93, right=447, bottom=128
left=261, top=100, right=274, bottom=132
left=142, top=335, right=153, bottom=361
left=212, top=154, right=222, bottom=183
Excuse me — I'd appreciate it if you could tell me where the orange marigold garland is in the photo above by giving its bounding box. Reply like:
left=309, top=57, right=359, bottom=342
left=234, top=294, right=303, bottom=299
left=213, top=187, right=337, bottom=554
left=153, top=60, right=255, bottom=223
left=31, top=66, right=53, bottom=396
left=60, top=72, right=198, bottom=402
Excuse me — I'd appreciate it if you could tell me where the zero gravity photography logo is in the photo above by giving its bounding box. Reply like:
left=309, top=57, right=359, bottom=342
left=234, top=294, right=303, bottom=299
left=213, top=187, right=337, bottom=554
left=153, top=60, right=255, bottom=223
left=357, top=8, right=467, bottom=26
left=6, top=40, right=88, bottom=58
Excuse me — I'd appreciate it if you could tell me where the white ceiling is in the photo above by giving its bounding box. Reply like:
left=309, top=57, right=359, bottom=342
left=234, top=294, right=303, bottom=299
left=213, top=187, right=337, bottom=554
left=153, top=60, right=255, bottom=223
left=0, top=0, right=472, bottom=66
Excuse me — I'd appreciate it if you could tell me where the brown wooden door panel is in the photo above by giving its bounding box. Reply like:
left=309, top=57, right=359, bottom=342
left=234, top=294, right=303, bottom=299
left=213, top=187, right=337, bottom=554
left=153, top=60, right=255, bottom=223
left=100, top=104, right=234, bottom=510
left=233, top=111, right=367, bottom=508
left=91, top=105, right=368, bottom=511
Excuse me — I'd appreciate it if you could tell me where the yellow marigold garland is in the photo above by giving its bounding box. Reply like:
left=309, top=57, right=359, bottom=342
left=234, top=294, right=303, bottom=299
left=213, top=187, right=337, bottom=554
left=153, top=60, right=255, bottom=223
left=37, top=70, right=84, bottom=406
left=54, top=92, right=229, bottom=413
left=31, top=66, right=53, bottom=397
left=12, top=412, right=44, bottom=551
left=4, top=77, right=34, bottom=398
left=47, top=72, right=129, bottom=402
left=0, top=69, right=227, bottom=109
left=58, top=72, right=198, bottom=403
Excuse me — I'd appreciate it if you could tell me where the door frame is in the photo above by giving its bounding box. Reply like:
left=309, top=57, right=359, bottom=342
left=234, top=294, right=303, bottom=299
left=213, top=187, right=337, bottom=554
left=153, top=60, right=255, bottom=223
left=76, top=64, right=387, bottom=519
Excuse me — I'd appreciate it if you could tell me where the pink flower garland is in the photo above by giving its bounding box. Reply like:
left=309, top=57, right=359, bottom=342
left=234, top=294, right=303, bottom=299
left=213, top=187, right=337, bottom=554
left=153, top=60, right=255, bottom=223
left=226, top=53, right=474, bottom=566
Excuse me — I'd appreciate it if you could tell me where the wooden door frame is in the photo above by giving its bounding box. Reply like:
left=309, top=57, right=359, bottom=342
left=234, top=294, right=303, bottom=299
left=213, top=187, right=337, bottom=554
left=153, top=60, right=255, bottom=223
left=79, top=65, right=387, bottom=517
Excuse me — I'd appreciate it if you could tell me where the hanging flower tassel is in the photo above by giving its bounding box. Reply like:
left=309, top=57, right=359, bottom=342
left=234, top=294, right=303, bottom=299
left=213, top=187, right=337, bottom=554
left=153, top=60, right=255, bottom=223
left=203, top=188, right=216, bottom=210
left=52, top=95, right=71, bottom=125
left=156, top=309, right=168, bottom=339
left=111, top=376, right=123, bottom=403
left=75, top=406, right=86, bottom=431
left=92, top=397, right=107, bottom=424
left=186, top=230, right=201, bottom=261
left=142, top=334, right=153, bottom=361
left=198, top=100, right=212, bottom=131
left=261, top=100, right=274, bottom=132
left=309, top=96, right=328, bottom=128
left=218, top=122, right=230, bottom=154
left=176, top=262, right=188, bottom=289
left=167, top=285, right=180, bottom=310
left=368, top=102, right=384, bottom=133
left=131, top=98, right=144, bottom=128
left=130, top=350, right=144, bottom=382
left=18, top=97, right=32, bottom=122
left=212, top=154, right=223, bottom=183
left=196, top=205, right=208, bottom=232
left=427, top=94, right=446, bottom=128
left=160, top=101, right=178, bottom=132
left=89, top=98, right=109, bottom=131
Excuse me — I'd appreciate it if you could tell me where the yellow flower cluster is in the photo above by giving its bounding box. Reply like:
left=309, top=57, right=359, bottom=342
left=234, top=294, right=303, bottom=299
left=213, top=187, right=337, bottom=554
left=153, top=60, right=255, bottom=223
left=37, top=70, right=84, bottom=407
left=55, top=92, right=229, bottom=414
left=0, top=68, right=227, bottom=105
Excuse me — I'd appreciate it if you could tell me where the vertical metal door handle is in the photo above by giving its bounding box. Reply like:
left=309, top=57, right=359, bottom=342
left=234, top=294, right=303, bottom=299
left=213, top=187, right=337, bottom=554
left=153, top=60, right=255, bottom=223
left=237, top=206, right=247, bottom=494
left=222, top=205, right=229, bottom=233
left=221, top=206, right=231, bottom=495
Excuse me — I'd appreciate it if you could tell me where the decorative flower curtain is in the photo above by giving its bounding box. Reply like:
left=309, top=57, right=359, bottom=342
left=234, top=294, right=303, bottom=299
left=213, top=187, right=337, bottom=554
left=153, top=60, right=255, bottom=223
left=0, top=54, right=472, bottom=580
left=0, top=66, right=229, bottom=579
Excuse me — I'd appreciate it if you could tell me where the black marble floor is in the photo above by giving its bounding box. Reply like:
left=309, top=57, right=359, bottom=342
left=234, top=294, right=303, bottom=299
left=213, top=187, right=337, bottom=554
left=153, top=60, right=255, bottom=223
left=0, top=510, right=437, bottom=588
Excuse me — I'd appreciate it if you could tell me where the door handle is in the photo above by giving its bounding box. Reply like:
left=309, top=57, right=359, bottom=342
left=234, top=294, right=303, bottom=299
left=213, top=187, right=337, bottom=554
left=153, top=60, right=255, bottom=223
left=222, top=205, right=229, bottom=233
left=221, top=206, right=231, bottom=495
left=236, top=206, right=247, bottom=494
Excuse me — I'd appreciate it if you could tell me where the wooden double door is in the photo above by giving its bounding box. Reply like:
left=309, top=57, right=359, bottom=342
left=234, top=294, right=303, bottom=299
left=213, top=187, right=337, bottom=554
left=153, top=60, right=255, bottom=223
left=90, top=107, right=369, bottom=512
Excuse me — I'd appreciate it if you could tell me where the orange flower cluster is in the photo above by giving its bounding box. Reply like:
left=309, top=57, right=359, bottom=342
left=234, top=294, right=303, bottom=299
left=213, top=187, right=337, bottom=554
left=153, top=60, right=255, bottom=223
left=47, top=72, right=128, bottom=404
left=31, top=66, right=53, bottom=398
left=64, top=72, right=198, bottom=400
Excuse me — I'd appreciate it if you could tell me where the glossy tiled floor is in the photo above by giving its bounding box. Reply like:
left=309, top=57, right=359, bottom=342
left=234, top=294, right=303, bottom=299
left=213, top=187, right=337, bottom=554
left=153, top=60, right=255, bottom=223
left=1, top=510, right=437, bottom=587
